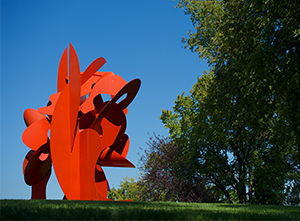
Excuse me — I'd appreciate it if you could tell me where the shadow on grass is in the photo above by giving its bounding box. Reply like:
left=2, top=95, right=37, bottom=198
left=1, top=200, right=300, bottom=220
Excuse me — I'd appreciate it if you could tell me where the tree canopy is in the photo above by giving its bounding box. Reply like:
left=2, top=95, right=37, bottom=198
left=107, top=176, right=140, bottom=201
left=160, top=0, right=299, bottom=204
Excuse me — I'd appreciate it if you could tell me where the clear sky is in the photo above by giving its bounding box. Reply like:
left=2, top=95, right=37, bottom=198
left=0, top=0, right=208, bottom=199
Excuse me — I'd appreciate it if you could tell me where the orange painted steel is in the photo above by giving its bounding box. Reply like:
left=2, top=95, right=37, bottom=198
left=22, top=43, right=141, bottom=200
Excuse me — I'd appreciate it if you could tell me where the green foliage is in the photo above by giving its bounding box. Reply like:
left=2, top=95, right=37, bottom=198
left=160, top=0, right=300, bottom=204
left=107, top=176, right=141, bottom=201
left=1, top=200, right=300, bottom=220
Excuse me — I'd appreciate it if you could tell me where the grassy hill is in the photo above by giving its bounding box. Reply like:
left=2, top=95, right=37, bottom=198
left=1, top=200, right=299, bottom=220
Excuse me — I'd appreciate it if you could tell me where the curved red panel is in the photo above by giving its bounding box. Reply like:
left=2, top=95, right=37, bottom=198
left=80, top=72, right=104, bottom=97
left=80, top=73, right=127, bottom=114
left=98, top=147, right=135, bottom=168
left=38, top=92, right=61, bottom=116
left=22, top=118, right=50, bottom=150
left=23, top=108, right=46, bottom=127
left=81, top=58, right=106, bottom=85
left=99, top=103, right=126, bottom=150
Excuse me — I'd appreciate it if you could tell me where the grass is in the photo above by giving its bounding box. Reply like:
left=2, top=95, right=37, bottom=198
left=1, top=200, right=299, bottom=220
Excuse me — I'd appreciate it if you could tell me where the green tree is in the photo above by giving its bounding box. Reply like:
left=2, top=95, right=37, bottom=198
left=160, top=0, right=299, bottom=204
left=161, top=72, right=260, bottom=204
left=177, top=0, right=300, bottom=154
left=107, top=176, right=140, bottom=201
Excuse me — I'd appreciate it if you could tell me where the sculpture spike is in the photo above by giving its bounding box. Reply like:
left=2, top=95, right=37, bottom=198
left=68, top=43, right=81, bottom=152
left=57, top=47, right=68, bottom=92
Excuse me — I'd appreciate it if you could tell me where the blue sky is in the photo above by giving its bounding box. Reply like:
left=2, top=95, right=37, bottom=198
left=1, top=0, right=208, bottom=199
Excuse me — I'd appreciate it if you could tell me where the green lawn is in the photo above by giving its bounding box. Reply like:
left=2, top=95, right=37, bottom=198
left=1, top=200, right=299, bottom=220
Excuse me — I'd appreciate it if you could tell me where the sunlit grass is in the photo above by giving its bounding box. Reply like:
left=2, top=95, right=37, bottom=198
left=1, top=200, right=299, bottom=220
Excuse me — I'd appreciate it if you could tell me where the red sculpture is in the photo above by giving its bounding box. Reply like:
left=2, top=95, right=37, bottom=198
left=22, top=43, right=141, bottom=200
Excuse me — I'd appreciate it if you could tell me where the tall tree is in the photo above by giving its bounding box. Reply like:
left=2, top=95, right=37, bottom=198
left=137, top=134, right=215, bottom=202
left=177, top=0, right=300, bottom=151
left=160, top=0, right=299, bottom=204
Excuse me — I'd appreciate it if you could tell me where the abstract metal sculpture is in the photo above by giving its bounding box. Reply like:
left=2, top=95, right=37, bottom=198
left=22, top=43, right=141, bottom=200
